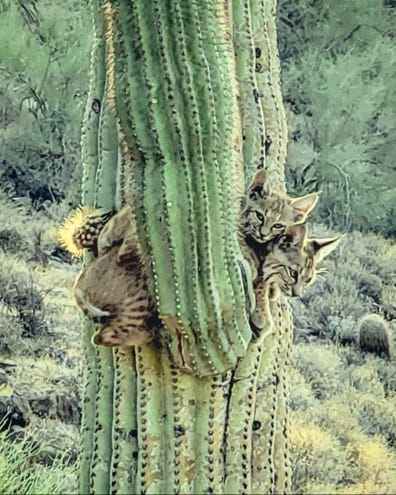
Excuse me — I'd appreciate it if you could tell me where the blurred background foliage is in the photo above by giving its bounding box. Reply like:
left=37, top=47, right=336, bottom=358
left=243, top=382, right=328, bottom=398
left=0, top=0, right=394, bottom=235
left=0, top=0, right=395, bottom=494
left=277, top=0, right=396, bottom=236
left=0, top=0, right=90, bottom=208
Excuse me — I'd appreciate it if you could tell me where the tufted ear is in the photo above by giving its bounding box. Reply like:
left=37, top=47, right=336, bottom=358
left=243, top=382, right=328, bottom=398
left=310, top=236, right=341, bottom=263
left=290, top=193, right=318, bottom=222
left=284, top=223, right=307, bottom=246
left=247, top=169, right=269, bottom=198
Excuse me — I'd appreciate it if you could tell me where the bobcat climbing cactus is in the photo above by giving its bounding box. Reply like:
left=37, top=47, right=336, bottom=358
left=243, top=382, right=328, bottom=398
left=78, top=0, right=293, bottom=493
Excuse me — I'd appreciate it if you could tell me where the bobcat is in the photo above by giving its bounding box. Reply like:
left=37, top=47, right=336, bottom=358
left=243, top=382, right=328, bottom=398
left=72, top=205, right=159, bottom=347
left=251, top=223, right=340, bottom=332
left=239, top=169, right=318, bottom=281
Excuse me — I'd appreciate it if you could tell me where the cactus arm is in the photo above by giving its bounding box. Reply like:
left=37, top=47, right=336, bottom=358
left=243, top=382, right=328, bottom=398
left=232, top=0, right=267, bottom=178
left=79, top=318, right=98, bottom=495
left=271, top=299, right=293, bottom=494
left=81, top=0, right=106, bottom=207
left=161, top=362, right=179, bottom=494
left=251, top=331, right=278, bottom=494
left=250, top=0, right=288, bottom=177
left=134, top=344, right=165, bottom=494
left=196, top=1, right=250, bottom=360
left=192, top=372, right=231, bottom=494
left=223, top=342, right=263, bottom=494
left=250, top=297, right=293, bottom=494
left=167, top=369, right=197, bottom=494
left=88, top=41, right=121, bottom=495
left=89, top=347, right=114, bottom=495
left=105, top=0, right=250, bottom=375
left=78, top=1, right=106, bottom=491
left=95, top=90, right=118, bottom=208
left=79, top=5, right=122, bottom=493
left=110, top=347, right=138, bottom=494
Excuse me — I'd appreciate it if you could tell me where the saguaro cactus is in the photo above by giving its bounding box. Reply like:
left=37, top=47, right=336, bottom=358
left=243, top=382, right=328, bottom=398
left=78, top=0, right=292, bottom=493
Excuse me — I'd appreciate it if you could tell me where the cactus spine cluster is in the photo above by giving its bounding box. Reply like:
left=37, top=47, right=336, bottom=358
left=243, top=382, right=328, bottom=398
left=79, top=0, right=292, bottom=493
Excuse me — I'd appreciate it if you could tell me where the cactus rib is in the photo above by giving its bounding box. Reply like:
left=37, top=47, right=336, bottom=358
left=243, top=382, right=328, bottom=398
left=110, top=347, right=138, bottom=494
left=232, top=0, right=266, bottom=177
left=252, top=0, right=288, bottom=175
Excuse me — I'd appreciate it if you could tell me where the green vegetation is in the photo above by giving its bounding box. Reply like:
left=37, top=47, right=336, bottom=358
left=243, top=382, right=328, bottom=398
left=277, top=0, right=396, bottom=236
left=0, top=0, right=394, bottom=493
left=0, top=0, right=90, bottom=206
left=0, top=426, right=75, bottom=495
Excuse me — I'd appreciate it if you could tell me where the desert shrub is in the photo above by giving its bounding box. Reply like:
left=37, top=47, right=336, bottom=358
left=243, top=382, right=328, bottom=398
left=277, top=0, right=396, bottom=236
left=289, top=339, right=396, bottom=494
left=0, top=426, right=76, bottom=494
left=290, top=412, right=348, bottom=492
left=0, top=255, right=47, bottom=337
left=0, top=313, right=32, bottom=356
left=288, top=366, right=318, bottom=412
left=0, top=1, right=90, bottom=208
left=0, top=228, right=27, bottom=254
left=290, top=344, right=344, bottom=400
left=373, top=353, right=396, bottom=395
left=0, top=193, right=75, bottom=266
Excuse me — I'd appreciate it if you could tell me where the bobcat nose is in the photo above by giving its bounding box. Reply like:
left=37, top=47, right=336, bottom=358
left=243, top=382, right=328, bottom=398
left=291, top=286, right=302, bottom=297
left=260, top=229, right=271, bottom=241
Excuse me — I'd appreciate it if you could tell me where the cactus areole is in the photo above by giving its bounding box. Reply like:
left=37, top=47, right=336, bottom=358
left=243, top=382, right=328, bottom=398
left=79, top=0, right=292, bottom=493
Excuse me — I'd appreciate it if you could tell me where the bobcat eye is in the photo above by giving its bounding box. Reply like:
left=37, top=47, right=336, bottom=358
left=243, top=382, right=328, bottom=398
left=93, top=315, right=109, bottom=325
left=255, top=211, right=265, bottom=223
left=289, top=268, right=298, bottom=281
left=272, top=223, right=285, bottom=231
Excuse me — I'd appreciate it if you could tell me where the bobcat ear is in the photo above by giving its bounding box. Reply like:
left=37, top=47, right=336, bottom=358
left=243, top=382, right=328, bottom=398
left=310, top=236, right=341, bottom=262
left=284, top=223, right=307, bottom=245
left=290, top=193, right=318, bottom=222
left=247, top=169, right=268, bottom=197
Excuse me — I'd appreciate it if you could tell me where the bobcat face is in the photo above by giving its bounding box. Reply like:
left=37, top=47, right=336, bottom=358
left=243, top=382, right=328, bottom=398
left=240, top=194, right=295, bottom=244
left=240, top=169, right=318, bottom=245
left=92, top=312, right=159, bottom=347
left=263, top=224, right=340, bottom=297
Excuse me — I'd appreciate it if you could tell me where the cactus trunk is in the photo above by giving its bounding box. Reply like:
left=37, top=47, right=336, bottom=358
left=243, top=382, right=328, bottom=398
left=79, top=0, right=292, bottom=493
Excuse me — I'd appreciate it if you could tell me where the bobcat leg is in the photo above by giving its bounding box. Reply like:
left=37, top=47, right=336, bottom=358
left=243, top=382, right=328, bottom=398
left=73, top=285, right=111, bottom=320
left=97, top=205, right=134, bottom=256
left=250, top=280, right=274, bottom=338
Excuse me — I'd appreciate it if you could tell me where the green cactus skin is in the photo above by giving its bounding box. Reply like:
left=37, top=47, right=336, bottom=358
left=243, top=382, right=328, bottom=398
left=231, top=0, right=293, bottom=493
left=78, top=0, right=293, bottom=493
left=81, top=0, right=106, bottom=207
left=270, top=298, right=293, bottom=494
left=103, top=0, right=251, bottom=376
left=251, top=0, right=288, bottom=176
left=79, top=1, right=104, bottom=490
left=232, top=0, right=267, bottom=179
left=110, top=347, right=137, bottom=494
